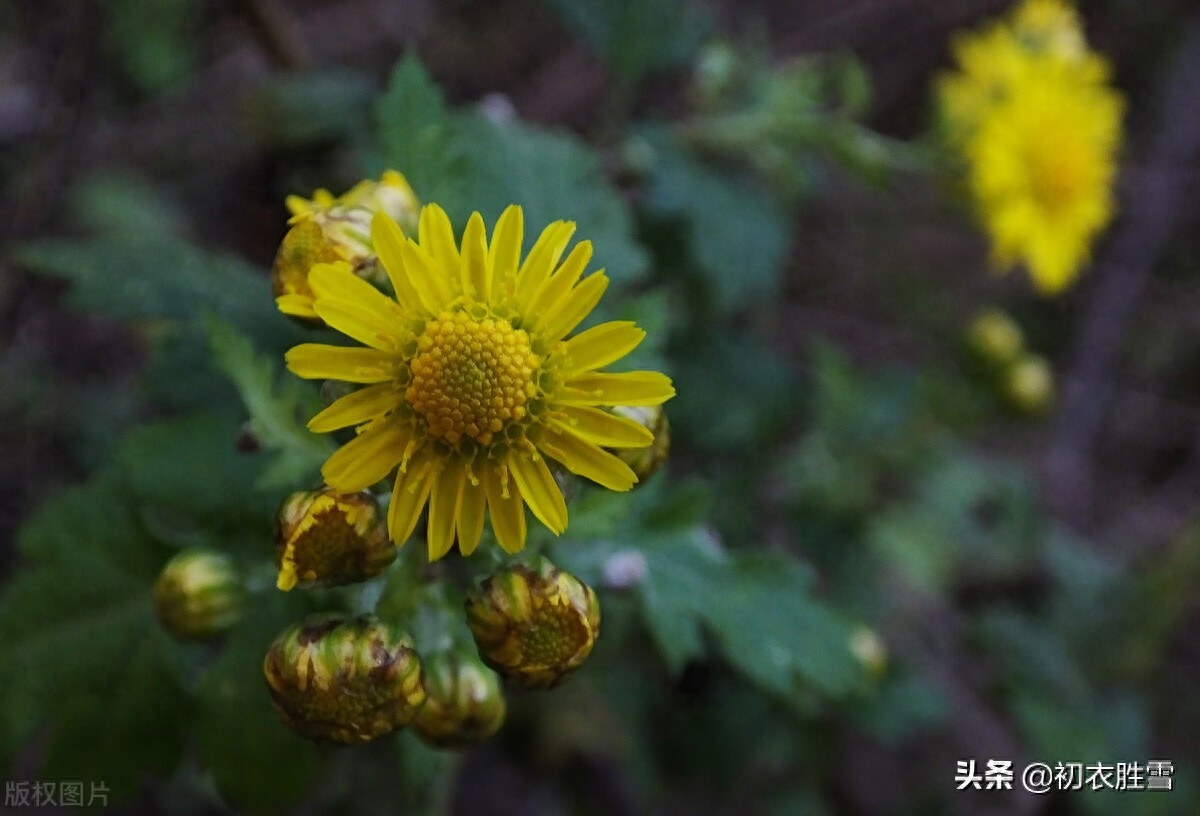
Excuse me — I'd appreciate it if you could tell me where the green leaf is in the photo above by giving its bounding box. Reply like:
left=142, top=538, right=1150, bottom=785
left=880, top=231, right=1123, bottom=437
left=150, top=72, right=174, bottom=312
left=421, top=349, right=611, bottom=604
left=557, top=520, right=860, bottom=702
left=207, top=319, right=334, bottom=489
left=0, top=473, right=184, bottom=792
left=104, top=0, right=197, bottom=94
left=17, top=235, right=277, bottom=334
left=375, top=53, right=462, bottom=204
left=42, top=630, right=189, bottom=798
left=375, top=56, right=648, bottom=287
left=114, top=412, right=275, bottom=520
left=194, top=592, right=321, bottom=812
left=642, top=131, right=789, bottom=311
left=669, top=332, right=798, bottom=451
left=68, top=171, right=188, bottom=237
left=546, top=0, right=710, bottom=88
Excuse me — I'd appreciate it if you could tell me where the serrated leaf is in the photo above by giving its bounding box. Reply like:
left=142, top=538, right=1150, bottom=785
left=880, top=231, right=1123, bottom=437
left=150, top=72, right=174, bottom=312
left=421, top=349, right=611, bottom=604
left=444, top=115, right=648, bottom=288
left=642, top=131, right=789, bottom=311
left=114, top=412, right=275, bottom=520
left=207, top=319, right=333, bottom=490
left=547, top=0, right=710, bottom=87
left=375, top=56, right=647, bottom=287
left=17, top=235, right=277, bottom=334
left=559, top=518, right=860, bottom=701
left=375, top=53, right=462, bottom=204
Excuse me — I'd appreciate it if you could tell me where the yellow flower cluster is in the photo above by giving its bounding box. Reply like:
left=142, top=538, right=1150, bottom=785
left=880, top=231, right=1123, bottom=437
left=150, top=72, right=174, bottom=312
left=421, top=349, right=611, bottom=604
left=938, top=0, right=1123, bottom=294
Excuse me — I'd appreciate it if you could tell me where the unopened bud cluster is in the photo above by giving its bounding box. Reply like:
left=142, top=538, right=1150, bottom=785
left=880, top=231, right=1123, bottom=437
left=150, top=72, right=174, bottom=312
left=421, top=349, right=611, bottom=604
left=964, top=308, right=1054, bottom=415
left=260, top=489, right=607, bottom=748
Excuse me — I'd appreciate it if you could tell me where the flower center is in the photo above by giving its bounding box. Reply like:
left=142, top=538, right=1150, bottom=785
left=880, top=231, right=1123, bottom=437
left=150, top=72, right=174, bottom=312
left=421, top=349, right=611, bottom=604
left=406, top=311, right=540, bottom=446
left=1025, top=128, right=1088, bottom=217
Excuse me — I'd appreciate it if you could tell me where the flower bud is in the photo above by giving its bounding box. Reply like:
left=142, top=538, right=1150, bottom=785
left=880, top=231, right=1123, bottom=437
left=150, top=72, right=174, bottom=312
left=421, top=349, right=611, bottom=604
left=275, top=171, right=420, bottom=321
left=465, top=560, right=601, bottom=689
left=274, top=487, right=396, bottom=591
left=413, top=652, right=507, bottom=749
left=271, top=221, right=346, bottom=323
left=611, top=405, right=669, bottom=484
left=965, top=309, right=1024, bottom=367
left=1003, top=353, right=1054, bottom=415
left=153, top=550, right=242, bottom=640
left=263, top=613, right=426, bottom=744
left=849, top=626, right=887, bottom=681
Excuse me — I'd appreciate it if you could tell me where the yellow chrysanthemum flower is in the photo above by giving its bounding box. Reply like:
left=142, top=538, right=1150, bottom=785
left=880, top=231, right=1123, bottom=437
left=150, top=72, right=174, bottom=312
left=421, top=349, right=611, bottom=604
left=938, top=0, right=1106, bottom=136
left=285, top=204, right=675, bottom=559
left=965, top=62, right=1121, bottom=293
left=274, top=170, right=420, bottom=321
left=937, top=0, right=1123, bottom=294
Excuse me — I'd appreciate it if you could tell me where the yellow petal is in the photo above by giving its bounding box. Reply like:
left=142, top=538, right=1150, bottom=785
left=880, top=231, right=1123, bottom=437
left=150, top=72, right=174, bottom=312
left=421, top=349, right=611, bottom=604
left=457, top=475, right=487, bottom=556
left=508, top=452, right=568, bottom=535
left=526, top=241, right=592, bottom=317
left=371, top=211, right=423, bottom=308
left=560, top=370, right=675, bottom=406
left=551, top=406, right=654, bottom=448
left=398, top=236, right=456, bottom=314
left=459, top=211, right=490, bottom=302
left=515, top=221, right=575, bottom=308
left=312, top=300, right=404, bottom=351
left=321, top=421, right=410, bottom=491
left=419, top=203, right=460, bottom=269
left=560, top=321, right=645, bottom=377
left=427, top=458, right=466, bottom=561
left=540, top=271, right=608, bottom=341
left=488, top=205, right=524, bottom=300
left=276, top=294, right=319, bottom=319
left=388, top=445, right=435, bottom=545
left=538, top=426, right=638, bottom=491
left=484, top=463, right=526, bottom=554
left=308, top=262, right=403, bottom=324
left=285, top=344, right=396, bottom=383
left=307, top=383, right=399, bottom=432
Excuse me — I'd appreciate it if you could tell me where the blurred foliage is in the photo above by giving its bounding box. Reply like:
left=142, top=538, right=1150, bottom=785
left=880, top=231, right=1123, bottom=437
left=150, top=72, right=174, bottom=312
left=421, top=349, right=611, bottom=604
left=1, top=0, right=1198, bottom=814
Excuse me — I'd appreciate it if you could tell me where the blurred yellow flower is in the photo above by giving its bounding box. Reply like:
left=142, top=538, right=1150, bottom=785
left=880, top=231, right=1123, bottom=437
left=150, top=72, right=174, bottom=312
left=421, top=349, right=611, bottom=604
left=273, top=170, right=420, bottom=321
left=285, top=205, right=674, bottom=559
left=937, top=0, right=1122, bottom=294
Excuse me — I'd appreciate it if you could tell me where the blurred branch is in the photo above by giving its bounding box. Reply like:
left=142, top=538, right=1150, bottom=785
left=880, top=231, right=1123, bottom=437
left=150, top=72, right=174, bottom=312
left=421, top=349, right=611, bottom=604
left=241, top=0, right=312, bottom=70
left=1046, top=16, right=1200, bottom=519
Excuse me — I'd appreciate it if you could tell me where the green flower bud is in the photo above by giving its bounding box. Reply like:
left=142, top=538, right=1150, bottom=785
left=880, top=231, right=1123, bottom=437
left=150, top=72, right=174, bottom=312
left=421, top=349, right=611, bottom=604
left=413, top=652, right=507, bottom=749
left=263, top=613, right=426, bottom=744
left=849, top=626, right=887, bottom=681
left=966, top=308, right=1024, bottom=367
left=153, top=550, right=242, bottom=640
left=611, top=405, right=669, bottom=484
left=465, top=560, right=601, bottom=689
left=275, top=487, right=396, bottom=591
left=1003, top=353, right=1055, bottom=415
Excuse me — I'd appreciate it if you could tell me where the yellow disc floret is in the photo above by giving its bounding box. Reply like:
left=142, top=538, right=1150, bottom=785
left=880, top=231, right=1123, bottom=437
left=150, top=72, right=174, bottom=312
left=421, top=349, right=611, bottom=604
left=406, top=311, right=540, bottom=446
